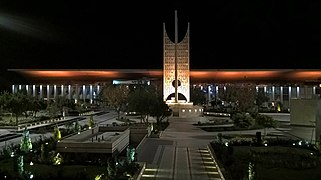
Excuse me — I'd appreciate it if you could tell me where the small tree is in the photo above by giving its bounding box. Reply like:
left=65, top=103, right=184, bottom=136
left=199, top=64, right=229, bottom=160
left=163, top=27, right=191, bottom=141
left=100, top=84, right=130, bottom=120
left=40, top=144, right=45, bottom=162
left=14, top=155, right=24, bottom=175
left=232, top=112, right=254, bottom=129
left=255, top=91, right=269, bottom=108
left=150, top=94, right=172, bottom=129
left=248, top=161, right=257, bottom=180
left=74, top=120, right=81, bottom=133
left=126, top=145, right=136, bottom=163
left=255, top=113, right=277, bottom=135
left=29, top=95, right=46, bottom=118
left=220, top=84, right=257, bottom=112
left=54, top=124, right=61, bottom=141
left=53, top=152, right=63, bottom=165
left=47, top=100, right=60, bottom=120
left=20, top=127, right=32, bottom=154
left=88, top=115, right=95, bottom=129
left=13, top=133, right=27, bottom=176
left=107, top=158, right=116, bottom=178
left=276, top=101, right=282, bottom=112
left=190, top=86, right=206, bottom=105
left=0, top=91, right=29, bottom=126
left=54, top=96, right=75, bottom=118
left=127, top=86, right=153, bottom=123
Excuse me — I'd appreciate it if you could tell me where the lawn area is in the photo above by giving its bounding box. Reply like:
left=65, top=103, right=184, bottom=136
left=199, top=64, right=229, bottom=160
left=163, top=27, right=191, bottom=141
left=0, top=114, right=50, bottom=127
left=212, top=143, right=321, bottom=180
left=255, top=166, right=321, bottom=180
left=28, top=164, right=106, bottom=179
left=248, top=146, right=321, bottom=180
left=0, top=158, right=106, bottom=179
left=0, top=115, right=17, bottom=126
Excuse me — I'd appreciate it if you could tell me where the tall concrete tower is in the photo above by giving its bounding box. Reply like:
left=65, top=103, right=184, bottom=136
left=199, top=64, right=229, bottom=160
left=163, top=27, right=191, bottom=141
left=163, top=10, right=190, bottom=103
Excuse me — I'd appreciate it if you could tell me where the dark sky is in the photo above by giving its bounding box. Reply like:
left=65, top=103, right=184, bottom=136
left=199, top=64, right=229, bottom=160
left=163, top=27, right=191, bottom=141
left=0, top=0, right=321, bottom=71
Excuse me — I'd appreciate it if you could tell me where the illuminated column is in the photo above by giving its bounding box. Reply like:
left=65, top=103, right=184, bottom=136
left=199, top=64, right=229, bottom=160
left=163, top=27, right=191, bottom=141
left=296, top=86, right=300, bottom=98
left=68, top=85, right=71, bottom=99
left=25, top=85, right=28, bottom=94
left=76, top=85, right=79, bottom=102
left=90, top=85, right=93, bottom=104
left=288, top=86, right=292, bottom=107
left=32, top=85, right=36, bottom=97
left=97, top=85, right=100, bottom=96
left=313, top=86, right=316, bottom=95
left=61, top=85, right=64, bottom=97
left=272, top=86, right=275, bottom=101
left=255, top=86, right=259, bottom=92
left=39, top=85, right=43, bottom=99
left=54, top=85, right=57, bottom=99
left=216, top=85, right=219, bottom=99
left=280, top=86, right=283, bottom=104
left=47, top=85, right=50, bottom=100
left=264, top=86, right=267, bottom=94
left=12, top=85, right=15, bottom=93
left=19, top=85, right=22, bottom=91
left=208, top=85, right=211, bottom=104
left=82, top=85, right=86, bottom=102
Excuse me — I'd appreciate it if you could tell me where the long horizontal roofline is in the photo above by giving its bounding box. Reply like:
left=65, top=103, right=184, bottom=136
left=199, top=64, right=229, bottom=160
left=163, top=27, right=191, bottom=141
left=8, top=68, right=321, bottom=84
left=9, top=68, right=321, bottom=71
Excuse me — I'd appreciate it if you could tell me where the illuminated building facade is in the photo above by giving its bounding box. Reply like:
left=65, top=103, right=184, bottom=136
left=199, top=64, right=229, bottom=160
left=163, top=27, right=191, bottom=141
left=9, top=69, right=321, bottom=111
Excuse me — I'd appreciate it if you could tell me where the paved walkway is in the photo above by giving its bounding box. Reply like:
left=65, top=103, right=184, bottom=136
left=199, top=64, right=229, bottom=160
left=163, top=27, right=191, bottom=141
left=137, top=117, right=224, bottom=180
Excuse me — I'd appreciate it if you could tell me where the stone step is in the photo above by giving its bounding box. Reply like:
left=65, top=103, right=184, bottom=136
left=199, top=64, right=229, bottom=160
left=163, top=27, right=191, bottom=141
left=140, top=163, right=159, bottom=179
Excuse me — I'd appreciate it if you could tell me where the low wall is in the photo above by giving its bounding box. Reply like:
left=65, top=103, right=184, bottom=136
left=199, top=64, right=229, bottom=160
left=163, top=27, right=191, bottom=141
left=169, top=104, right=204, bottom=118
left=290, top=99, right=321, bottom=126
left=56, top=128, right=130, bottom=154
left=99, top=125, right=149, bottom=147
left=132, top=162, right=146, bottom=180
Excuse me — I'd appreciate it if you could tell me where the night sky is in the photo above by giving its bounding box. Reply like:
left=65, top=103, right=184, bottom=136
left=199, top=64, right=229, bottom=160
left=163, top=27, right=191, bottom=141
left=0, top=0, right=321, bottom=72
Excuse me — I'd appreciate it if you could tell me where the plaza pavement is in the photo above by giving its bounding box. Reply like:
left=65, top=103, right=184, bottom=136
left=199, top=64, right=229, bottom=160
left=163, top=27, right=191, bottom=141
left=137, top=116, right=225, bottom=180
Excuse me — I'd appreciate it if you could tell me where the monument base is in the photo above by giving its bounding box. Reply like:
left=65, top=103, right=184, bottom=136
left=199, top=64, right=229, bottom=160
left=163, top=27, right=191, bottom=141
left=166, top=101, right=203, bottom=118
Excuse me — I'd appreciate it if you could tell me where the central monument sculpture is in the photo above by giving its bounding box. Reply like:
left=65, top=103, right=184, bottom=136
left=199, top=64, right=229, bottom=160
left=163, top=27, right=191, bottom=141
left=163, top=10, right=202, bottom=117
left=163, top=10, right=190, bottom=103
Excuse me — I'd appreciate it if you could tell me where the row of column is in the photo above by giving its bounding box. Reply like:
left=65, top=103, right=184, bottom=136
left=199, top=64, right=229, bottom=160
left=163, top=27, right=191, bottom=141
left=12, top=83, right=319, bottom=106
left=204, top=84, right=318, bottom=106
left=12, top=84, right=101, bottom=104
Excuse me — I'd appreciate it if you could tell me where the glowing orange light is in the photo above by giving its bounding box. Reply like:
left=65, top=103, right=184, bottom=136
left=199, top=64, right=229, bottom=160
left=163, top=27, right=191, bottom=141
left=9, top=69, right=321, bottom=84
